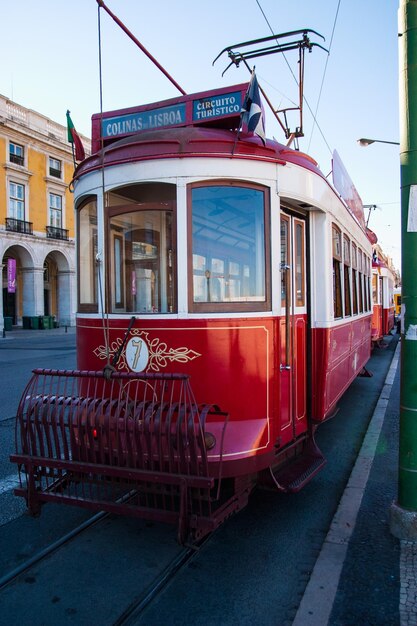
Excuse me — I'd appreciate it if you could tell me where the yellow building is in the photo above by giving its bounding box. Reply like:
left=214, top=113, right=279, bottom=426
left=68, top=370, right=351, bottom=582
left=0, top=95, right=90, bottom=331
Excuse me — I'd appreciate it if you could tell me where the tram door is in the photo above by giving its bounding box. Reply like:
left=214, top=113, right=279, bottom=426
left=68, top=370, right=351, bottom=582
left=279, top=212, right=308, bottom=442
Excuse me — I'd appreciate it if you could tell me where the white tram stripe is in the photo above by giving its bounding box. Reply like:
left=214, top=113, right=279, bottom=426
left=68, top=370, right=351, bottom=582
left=0, top=474, right=20, bottom=496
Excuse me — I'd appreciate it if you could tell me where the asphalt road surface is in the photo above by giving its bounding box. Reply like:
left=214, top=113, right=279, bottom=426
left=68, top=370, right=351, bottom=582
left=0, top=328, right=398, bottom=625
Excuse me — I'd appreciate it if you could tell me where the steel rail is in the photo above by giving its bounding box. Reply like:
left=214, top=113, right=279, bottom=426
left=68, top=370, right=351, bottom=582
left=0, top=489, right=138, bottom=590
left=0, top=510, right=107, bottom=590
left=113, top=535, right=212, bottom=626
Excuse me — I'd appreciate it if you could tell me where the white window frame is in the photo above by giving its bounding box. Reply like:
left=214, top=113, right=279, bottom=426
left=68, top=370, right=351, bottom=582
left=49, top=191, right=63, bottom=228
left=8, top=180, right=26, bottom=220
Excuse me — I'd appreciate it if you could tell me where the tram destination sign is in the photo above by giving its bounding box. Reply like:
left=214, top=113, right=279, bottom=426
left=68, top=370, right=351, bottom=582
left=91, top=83, right=248, bottom=152
left=102, top=103, right=187, bottom=139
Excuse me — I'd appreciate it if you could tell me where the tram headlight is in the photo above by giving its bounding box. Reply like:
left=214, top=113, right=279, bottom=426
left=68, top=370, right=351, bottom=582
left=204, top=431, right=216, bottom=450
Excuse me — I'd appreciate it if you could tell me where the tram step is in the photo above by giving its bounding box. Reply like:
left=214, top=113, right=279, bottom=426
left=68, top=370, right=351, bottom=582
left=269, top=438, right=326, bottom=493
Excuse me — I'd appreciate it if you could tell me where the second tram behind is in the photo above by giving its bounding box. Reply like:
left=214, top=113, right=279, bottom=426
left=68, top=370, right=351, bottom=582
left=371, top=257, right=395, bottom=345
left=12, top=84, right=374, bottom=542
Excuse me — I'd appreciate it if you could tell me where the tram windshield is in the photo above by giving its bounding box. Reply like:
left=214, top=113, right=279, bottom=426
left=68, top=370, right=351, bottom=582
left=190, top=184, right=270, bottom=312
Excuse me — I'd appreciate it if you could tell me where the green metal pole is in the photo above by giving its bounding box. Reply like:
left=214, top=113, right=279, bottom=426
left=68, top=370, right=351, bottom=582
left=398, top=0, right=417, bottom=511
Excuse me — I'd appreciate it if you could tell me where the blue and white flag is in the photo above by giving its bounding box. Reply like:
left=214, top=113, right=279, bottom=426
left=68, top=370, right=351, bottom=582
left=242, top=70, right=266, bottom=145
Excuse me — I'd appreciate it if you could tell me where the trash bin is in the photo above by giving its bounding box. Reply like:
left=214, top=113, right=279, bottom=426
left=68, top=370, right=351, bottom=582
left=39, top=316, right=49, bottom=330
left=31, top=316, right=40, bottom=330
left=3, top=317, right=12, bottom=331
left=23, top=316, right=31, bottom=329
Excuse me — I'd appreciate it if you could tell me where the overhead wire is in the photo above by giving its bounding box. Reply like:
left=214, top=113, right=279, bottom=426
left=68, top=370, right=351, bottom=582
left=307, top=0, right=342, bottom=152
left=255, top=0, right=299, bottom=85
left=255, top=0, right=337, bottom=155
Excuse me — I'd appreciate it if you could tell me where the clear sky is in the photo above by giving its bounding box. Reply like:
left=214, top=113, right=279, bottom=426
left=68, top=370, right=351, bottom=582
left=0, top=0, right=401, bottom=270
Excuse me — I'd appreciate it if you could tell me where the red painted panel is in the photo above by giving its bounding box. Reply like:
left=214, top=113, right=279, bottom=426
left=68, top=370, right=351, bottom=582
left=77, top=317, right=278, bottom=463
left=278, top=314, right=308, bottom=445
left=371, top=304, right=383, bottom=342
left=279, top=318, right=292, bottom=438
left=77, top=313, right=310, bottom=461
left=328, top=322, right=352, bottom=366
left=383, top=307, right=395, bottom=335
left=74, top=311, right=372, bottom=469
left=311, top=315, right=371, bottom=420
left=295, top=317, right=307, bottom=436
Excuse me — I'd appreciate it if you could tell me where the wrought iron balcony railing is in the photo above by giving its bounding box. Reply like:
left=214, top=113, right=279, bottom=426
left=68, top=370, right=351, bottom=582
left=9, top=154, right=24, bottom=166
left=5, top=218, right=33, bottom=235
left=46, top=225, right=69, bottom=241
left=49, top=167, right=62, bottom=178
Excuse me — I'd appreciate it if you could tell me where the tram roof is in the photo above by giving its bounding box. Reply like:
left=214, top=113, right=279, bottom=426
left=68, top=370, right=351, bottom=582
left=74, top=124, right=322, bottom=179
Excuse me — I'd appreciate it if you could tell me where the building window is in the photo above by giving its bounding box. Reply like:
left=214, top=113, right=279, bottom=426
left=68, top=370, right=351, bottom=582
left=332, top=225, right=343, bottom=319
left=9, top=182, right=25, bottom=220
left=49, top=157, right=62, bottom=178
left=189, top=182, right=270, bottom=313
left=49, top=193, right=62, bottom=228
left=9, top=142, right=24, bottom=166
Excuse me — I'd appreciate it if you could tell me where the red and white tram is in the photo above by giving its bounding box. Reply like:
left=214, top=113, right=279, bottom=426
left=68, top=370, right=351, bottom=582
left=12, top=84, right=374, bottom=543
left=371, top=256, right=395, bottom=345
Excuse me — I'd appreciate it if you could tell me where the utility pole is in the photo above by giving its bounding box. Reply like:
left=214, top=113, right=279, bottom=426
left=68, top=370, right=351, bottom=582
left=390, top=0, right=417, bottom=539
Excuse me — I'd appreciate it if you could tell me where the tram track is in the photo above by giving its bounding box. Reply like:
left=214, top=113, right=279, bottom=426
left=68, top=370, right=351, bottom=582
left=0, top=486, right=152, bottom=593
left=0, top=509, right=108, bottom=591
left=0, top=494, right=214, bottom=626
left=113, top=538, right=209, bottom=626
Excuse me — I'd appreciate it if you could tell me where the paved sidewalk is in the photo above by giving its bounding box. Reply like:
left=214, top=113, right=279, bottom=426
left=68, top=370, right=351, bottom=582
left=293, top=334, right=416, bottom=625
left=1, top=325, right=75, bottom=340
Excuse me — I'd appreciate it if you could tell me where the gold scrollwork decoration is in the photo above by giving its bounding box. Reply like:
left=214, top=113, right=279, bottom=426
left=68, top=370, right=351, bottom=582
left=93, top=330, right=201, bottom=372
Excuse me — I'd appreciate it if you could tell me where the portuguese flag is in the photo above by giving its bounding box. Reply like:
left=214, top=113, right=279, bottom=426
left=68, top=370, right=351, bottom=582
left=66, top=110, right=85, bottom=162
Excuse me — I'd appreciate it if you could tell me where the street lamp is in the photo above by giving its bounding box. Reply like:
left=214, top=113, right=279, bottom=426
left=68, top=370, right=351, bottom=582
left=357, top=138, right=400, bottom=147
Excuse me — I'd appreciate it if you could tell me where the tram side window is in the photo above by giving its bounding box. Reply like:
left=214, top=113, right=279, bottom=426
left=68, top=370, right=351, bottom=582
left=368, top=259, right=372, bottom=311
left=363, top=256, right=368, bottom=311
left=77, top=198, right=98, bottom=312
left=352, top=243, right=358, bottom=315
left=332, top=225, right=343, bottom=319
left=358, top=249, right=364, bottom=313
left=372, top=273, right=378, bottom=305
left=281, top=216, right=290, bottom=307
left=343, top=235, right=352, bottom=316
left=108, top=206, right=175, bottom=314
left=294, top=219, right=305, bottom=307
left=189, top=183, right=270, bottom=312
